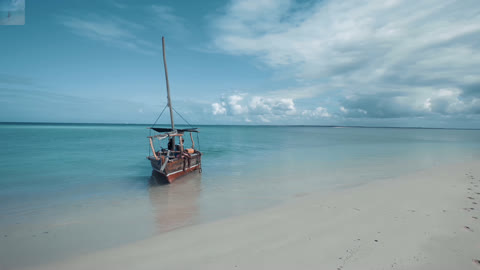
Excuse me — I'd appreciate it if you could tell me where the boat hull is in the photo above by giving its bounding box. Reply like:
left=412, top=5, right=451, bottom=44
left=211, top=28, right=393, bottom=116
left=148, top=153, right=202, bottom=183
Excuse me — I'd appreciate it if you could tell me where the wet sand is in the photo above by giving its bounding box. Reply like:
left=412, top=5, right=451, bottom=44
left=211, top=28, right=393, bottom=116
left=29, top=160, right=480, bottom=270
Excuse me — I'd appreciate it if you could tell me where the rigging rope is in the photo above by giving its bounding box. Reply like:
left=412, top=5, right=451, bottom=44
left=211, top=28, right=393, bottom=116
left=148, top=104, right=168, bottom=156
left=151, top=104, right=169, bottom=128
left=172, top=107, right=194, bottom=128
left=172, top=107, right=201, bottom=151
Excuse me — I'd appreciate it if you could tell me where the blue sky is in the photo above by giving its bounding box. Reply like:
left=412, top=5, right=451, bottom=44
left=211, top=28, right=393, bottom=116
left=0, top=0, right=479, bottom=128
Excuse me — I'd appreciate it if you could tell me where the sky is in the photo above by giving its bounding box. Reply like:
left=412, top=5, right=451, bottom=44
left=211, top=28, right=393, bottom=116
left=0, top=0, right=479, bottom=128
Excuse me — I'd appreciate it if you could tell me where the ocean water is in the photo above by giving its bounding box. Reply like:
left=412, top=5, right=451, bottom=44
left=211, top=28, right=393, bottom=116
left=1, top=123, right=479, bottom=269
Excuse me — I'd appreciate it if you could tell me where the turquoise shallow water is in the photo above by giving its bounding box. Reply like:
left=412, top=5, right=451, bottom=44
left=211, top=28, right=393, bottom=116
left=1, top=123, right=480, bottom=269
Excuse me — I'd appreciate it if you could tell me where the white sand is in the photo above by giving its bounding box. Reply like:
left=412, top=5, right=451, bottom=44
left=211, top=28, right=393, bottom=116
left=31, top=161, right=480, bottom=270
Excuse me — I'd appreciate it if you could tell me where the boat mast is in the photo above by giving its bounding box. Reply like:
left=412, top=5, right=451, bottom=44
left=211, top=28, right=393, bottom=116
left=162, top=36, right=176, bottom=150
left=162, top=36, right=175, bottom=131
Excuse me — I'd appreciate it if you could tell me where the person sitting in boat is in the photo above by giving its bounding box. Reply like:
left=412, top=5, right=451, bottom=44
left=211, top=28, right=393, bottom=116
left=167, top=138, right=183, bottom=158
left=166, top=139, right=177, bottom=155
left=174, top=138, right=184, bottom=152
left=168, top=139, right=174, bottom=151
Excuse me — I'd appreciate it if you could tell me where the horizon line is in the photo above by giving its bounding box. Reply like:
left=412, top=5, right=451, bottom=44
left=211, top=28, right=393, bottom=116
left=0, top=121, right=479, bottom=131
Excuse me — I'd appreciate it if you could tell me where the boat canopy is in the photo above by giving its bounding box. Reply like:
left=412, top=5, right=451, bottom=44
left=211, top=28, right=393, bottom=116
left=149, top=127, right=199, bottom=133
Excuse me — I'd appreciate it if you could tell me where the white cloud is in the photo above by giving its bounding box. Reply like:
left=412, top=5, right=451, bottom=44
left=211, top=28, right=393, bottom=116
left=213, top=0, right=480, bottom=80
left=337, top=87, right=480, bottom=118
left=249, top=96, right=271, bottom=115
left=302, top=107, right=331, bottom=118
left=274, top=98, right=296, bottom=115
left=211, top=93, right=297, bottom=122
left=211, top=0, right=480, bottom=122
left=249, top=96, right=296, bottom=115
left=226, top=94, right=247, bottom=115
left=212, top=102, right=227, bottom=115
left=425, top=88, right=480, bottom=115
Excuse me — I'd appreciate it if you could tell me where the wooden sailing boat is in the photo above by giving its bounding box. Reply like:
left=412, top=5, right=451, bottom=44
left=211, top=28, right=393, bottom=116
left=147, top=37, right=202, bottom=183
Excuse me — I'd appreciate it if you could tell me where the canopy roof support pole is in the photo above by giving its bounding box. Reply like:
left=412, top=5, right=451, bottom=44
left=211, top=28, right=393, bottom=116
left=149, top=138, right=158, bottom=160
left=190, top=132, right=195, bottom=148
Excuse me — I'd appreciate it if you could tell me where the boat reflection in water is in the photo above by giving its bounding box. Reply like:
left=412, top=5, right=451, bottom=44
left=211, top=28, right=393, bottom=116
left=148, top=170, right=202, bottom=233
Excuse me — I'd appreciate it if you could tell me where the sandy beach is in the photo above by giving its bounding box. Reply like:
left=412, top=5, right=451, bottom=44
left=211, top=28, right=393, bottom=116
left=27, top=160, right=480, bottom=270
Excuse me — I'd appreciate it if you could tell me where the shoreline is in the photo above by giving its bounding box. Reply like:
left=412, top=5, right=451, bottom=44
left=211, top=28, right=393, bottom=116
left=28, top=159, right=480, bottom=270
